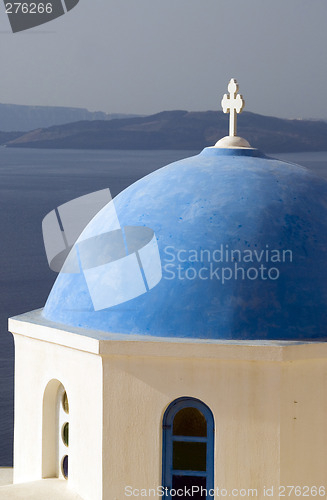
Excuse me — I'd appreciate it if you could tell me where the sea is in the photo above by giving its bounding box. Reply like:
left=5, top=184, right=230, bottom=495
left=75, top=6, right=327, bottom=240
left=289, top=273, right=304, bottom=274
left=0, top=147, right=327, bottom=466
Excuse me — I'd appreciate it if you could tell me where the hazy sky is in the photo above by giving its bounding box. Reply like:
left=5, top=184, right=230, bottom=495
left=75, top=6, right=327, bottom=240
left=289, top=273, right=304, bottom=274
left=0, top=0, right=326, bottom=119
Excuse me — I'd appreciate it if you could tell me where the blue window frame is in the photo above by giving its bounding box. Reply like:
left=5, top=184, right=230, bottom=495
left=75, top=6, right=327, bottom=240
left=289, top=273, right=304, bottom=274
left=162, top=397, right=214, bottom=499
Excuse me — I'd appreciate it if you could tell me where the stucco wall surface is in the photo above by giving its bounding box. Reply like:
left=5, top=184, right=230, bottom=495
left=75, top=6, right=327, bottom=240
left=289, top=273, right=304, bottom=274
left=9, top=314, right=327, bottom=500
left=12, top=334, right=102, bottom=500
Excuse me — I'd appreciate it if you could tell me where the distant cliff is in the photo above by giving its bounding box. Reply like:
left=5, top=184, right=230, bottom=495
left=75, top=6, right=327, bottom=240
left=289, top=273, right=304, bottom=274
left=4, top=110, right=327, bottom=153
left=0, top=103, right=138, bottom=132
left=0, top=131, right=23, bottom=143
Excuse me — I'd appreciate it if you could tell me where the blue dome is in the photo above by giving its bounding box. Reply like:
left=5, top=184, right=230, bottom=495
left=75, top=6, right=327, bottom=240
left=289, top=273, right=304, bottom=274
left=43, top=147, right=327, bottom=341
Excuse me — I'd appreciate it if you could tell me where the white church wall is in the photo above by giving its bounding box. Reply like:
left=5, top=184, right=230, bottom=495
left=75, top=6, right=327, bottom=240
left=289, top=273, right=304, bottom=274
left=12, top=332, right=103, bottom=500
left=280, top=358, right=327, bottom=490
left=10, top=312, right=327, bottom=500
left=101, top=351, right=281, bottom=498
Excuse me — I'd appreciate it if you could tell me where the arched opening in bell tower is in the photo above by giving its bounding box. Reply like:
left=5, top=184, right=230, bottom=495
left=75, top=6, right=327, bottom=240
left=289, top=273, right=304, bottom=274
left=42, top=379, right=70, bottom=479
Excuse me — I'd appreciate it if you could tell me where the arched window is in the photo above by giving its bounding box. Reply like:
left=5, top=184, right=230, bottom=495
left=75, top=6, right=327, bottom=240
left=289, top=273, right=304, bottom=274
left=162, top=397, right=214, bottom=499
left=42, top=380, right=70, bottom=479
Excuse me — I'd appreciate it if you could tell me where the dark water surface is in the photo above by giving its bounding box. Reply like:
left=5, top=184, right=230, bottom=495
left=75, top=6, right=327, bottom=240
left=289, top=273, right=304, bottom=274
left=0, top=147, right=196, bottom=465
left=0, top=147, right=326, bottom=465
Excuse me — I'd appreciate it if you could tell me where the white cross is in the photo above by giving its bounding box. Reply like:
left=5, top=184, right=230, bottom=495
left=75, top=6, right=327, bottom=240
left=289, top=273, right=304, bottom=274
left=221, top=78, right=245, bottom=137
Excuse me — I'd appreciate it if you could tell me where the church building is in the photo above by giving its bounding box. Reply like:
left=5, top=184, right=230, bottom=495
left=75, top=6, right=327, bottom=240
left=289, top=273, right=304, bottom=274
left=2, top=79, right=327, bottom=500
